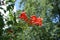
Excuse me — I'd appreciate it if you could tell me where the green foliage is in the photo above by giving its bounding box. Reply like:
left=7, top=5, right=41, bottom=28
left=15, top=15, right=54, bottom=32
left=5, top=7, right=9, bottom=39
left=0, top=0, right=60, bottom=40
left=6, top=0, right=16, bottom=3
left=0, top=13, right=4, bottom=39
left=7, top=3, right=14, bottom=11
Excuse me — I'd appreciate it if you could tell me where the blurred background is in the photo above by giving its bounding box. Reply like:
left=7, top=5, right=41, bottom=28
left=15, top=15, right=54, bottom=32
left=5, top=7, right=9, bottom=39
left=0, top=0, right=60, bottom=40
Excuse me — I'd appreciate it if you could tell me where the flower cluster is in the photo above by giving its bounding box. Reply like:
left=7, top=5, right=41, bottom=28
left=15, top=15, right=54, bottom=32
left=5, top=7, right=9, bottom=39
left=19, top=11, right=43, bottom=26
left=19, top=11, right=28, bottom=22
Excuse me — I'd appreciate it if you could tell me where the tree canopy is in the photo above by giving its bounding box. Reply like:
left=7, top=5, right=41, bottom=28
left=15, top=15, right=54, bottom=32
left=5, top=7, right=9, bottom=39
left=0, top=0, right=60, bottom=40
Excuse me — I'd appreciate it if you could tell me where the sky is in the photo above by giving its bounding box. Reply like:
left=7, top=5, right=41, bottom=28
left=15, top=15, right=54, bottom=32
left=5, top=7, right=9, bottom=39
left=14, top=0, right=24, bottom=10
left=15, top=0, right=20, bottom=10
